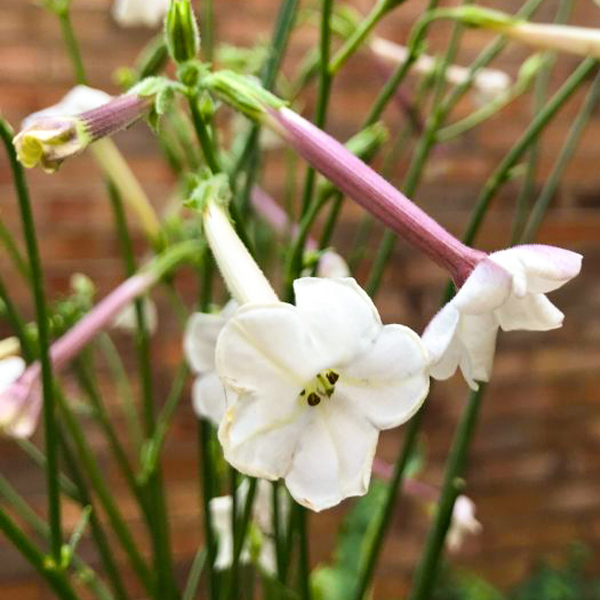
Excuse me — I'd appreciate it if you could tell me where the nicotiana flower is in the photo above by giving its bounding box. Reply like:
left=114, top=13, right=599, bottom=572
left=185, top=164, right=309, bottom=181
left=16, top=86, right=161, bottom=241
left=14, top=90, right=149, bottom=173
left=184, top=300, right=237, bottom=425
left=216, top=277, right=430, bottom=511
left=112, top=0, right=170, bottom=27
left=210, top=479, right=288, bottom=573
left=0, top=338, right=36, bottom=438
left=370, top=36, right=512, bottom=106
left=446, top=495, right=482, bottom=553
left=195, top=196, right=430, bottom=511
left=423, top=245, right=582, bottom=389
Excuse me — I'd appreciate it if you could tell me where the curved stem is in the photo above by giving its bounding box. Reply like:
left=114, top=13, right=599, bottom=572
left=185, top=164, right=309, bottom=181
left=0, top=118, right=62, bottom=564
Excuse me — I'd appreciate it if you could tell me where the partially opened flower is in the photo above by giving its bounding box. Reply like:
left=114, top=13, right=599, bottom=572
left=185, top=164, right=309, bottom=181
left=184, top=300, right=237, bottom=425
left=423, top=245, right=582, bottom=389
left=216, top=277, right=430, bottom=511
left=112, top=0, right=170, bottom=27
left=446, top=495, right=482, bottom=553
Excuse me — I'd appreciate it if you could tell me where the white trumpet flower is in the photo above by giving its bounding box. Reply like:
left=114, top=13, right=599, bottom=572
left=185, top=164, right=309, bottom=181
left=112, top=0, right=170, bottom=27
left=423, top=245, right=582, bottom=389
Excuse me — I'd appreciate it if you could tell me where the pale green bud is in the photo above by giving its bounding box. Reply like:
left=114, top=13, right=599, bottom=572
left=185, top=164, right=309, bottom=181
left=165, top=0, right=200, bottom=64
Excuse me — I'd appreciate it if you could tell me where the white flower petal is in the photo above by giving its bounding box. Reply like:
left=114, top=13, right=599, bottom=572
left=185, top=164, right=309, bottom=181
left=491, top=245, right=582, bottom=294
left=316, top=251, right=350, bottom=278
left=185, top=313, right=225, bottom=374
left=284, top=404, right=378, bottom=511
left=191, top=373, right=227, bottom=426
left=219, top=393, right=309, bottom=480
left=0, top=357, right=25, bottom=392
left=22, top=86, right=112, bottom=128
left=293, top=278, right=381, bottom=366
left=456, top=313, right=499, bottom=389
left=495, top=293, right=564, bottom=331
left=112, top=0, right=170, bottom=27
left=336, top=324, right=429, bottom=430
left=452, top=259, right=513, bottom=314
left=422, top=303, right=461, bottom=368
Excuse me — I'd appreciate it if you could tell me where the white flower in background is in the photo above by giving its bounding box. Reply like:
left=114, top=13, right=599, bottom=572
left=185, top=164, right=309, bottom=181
left=210, top=479, right=288, bottom=573
left=423, top=245, right=582, bottom=389
left=112, top=0, right=170, bottom=27
left=0, top=352, right=39, bottom=438
left=184, top=301, right=237, bottom=426
left=316, top=250, right=350, bottom=279
left=446, top=495, right=482, bottom=553
left=22, top=86, right=113, bottom=129
left=216, top=277, right=430, bottom=511
left=111, top=298, right=158, bottom=335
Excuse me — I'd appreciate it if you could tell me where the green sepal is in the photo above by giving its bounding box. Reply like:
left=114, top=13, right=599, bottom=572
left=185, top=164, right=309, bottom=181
left=165, top=0, right=201, bottom=64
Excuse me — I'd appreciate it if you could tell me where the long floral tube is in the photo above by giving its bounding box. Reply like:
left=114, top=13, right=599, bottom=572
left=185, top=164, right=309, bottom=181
left=266, top=107, right=486, bottom=286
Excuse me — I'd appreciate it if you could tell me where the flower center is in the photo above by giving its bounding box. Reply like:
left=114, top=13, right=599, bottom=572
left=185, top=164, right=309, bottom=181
left=299, top=370, right=339, bottom=407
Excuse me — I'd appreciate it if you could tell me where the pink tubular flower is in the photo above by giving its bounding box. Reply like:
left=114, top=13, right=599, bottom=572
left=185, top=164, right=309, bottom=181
left=0, top=272, right=155, bottom=438
left=266, top=106, right=486, bottom=286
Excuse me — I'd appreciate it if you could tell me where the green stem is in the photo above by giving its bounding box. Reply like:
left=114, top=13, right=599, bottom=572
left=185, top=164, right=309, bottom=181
left=201, top=0, right=215, bottom=62
left=188, top=95, right=221, bottom=173
left=406, top=387, right=485, bottom=600
left=328, top=0, right=391, bottom=75
left=0, top=218, right=30, bottom=281
left=56, top=391, right=155, bottom=594
left=0, top=507, right=80, bottom=600
left=57, top=10, right=87, bottom=84
left=463, top=57, right=597, bottom=247
left=107, top=181, right=177, bottom=600
left=297, top=506, right=311, bottom=600
left=0, top=274, right=34, bottom=362
left=183, top=548, right=207, bottom=600
left=523, top=68, right=600, bottom=242
left=272, top=481, right=284, bottom=579
left=0, top=118, right=62, bottom=564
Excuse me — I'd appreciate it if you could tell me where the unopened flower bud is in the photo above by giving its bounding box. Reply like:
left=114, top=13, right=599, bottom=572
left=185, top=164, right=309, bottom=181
left=165, top=0, right=200, bottom=64
left=14, top=94, right=150, bottom=172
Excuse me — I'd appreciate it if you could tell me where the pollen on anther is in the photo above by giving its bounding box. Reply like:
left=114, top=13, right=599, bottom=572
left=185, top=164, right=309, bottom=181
left=326, top=371, right=339, bottom=385
left=307, top=392, right=321, bottom=406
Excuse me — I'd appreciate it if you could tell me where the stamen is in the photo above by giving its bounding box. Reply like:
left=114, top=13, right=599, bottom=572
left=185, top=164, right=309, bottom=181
left=326, top=371, right=339, bottom=385
left=307, top=392, right=321, bottom=407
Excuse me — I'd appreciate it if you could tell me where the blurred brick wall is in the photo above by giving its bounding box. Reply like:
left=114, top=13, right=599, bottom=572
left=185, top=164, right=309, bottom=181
left=1, top=0, right=600, bottom=598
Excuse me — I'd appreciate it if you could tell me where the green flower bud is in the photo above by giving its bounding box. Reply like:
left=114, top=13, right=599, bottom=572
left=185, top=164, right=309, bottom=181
left=165, top=0, right=200, bottom=64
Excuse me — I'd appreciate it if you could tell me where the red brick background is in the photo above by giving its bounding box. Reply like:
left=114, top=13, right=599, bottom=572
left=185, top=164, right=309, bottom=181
left=1, top=0, right=600, bottom=598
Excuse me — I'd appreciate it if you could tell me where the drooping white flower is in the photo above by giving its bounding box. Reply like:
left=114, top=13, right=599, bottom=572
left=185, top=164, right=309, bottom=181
left=210, top=479, right=288, bottom=573
left=216, top=277, right=430, bottom=511
left=446, top=495, right=482, bottom=553
left=184, top=301, right=237, bottom=426
left=111, top=298, right=158, bottom=335
left=423, top=245, right=582, bottom=389
left=112, top=0, right=170, bottom=27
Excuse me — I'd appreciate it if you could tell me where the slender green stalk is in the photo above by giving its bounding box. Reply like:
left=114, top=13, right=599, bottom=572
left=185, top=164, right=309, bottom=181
left=201, top=0, right=215, bottom=62
left=272, top=481, right=284, bottom=579
left=228, top=468, right=240, bottom=599
left=107, top=181, right=177, bottom=600
left=0, top=507, right=80, bottom=600
left=297, top=506, right=311, bottom=600
left=464, top=57, right=597, bottom=247
left=0, top=275, right=34, bottom=362
left=0, top=218, right=30, bottom=281
left=188, top=95, right=222, bottom=173
left=406, top=388, right=485, bottom=600
left=523, top=69, right=600, bottom=242
left=97, top=333, right=144, bottom=453
left=328, top=0, right=393, bottom=75
left=56, top=391, right=155, bottom=594
left=299, top=0, right=334, bottom=218
left=351, top=410, right=424, bottom=600
left=199, top=420, right=220, bottom=600
left=0, top=118, right=63, bottom=564
left=183, top=548, right=207, bottom=600
left=57, top=10, right=87, bottom=84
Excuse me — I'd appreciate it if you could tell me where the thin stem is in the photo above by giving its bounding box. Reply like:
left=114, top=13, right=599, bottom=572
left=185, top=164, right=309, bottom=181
left=463, top=57, right=597, bottom=247
left=523, top=68, right=600, bottom=242
left=0, top=507, right=80, bottom=600
left=57, top=10, right=87, bottom=84
left=188, top=95, right=221, bottom=172
left=351, top=410, right=424, bottom=600
left=0, top=218, right=30, bottom=281
left=201, top=0, right=215, bottom=62
left=182, top=548, right=207, bottom=600
left=272, top=481, right=284, bottom=579
left=299, top=0, right=334, bottom=218
left=0, top=118, right=62, bottom=564
left=297, top=506, right=311, bottom=600
left=406, top=387, right=485, bottom=600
